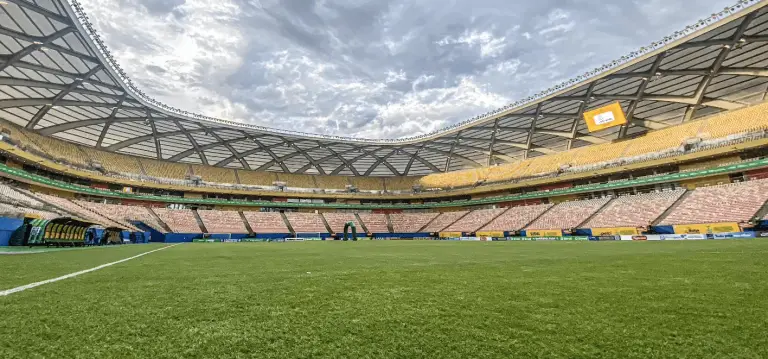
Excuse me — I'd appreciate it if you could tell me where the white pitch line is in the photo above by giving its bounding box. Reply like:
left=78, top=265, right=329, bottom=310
left=0, top=243, right=182, bottom=297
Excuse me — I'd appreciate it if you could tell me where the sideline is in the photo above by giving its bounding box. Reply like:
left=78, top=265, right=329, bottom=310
left=0, top=243, right=182, bottom=297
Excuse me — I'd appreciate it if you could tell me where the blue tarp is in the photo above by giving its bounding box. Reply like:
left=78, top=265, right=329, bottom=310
left=652, top=225, right=675, bottom=234
left=0, top=216, right=23, bottom=246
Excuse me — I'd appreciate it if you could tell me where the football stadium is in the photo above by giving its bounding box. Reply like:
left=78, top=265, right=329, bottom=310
left=2, top=0, right=768, bottom=357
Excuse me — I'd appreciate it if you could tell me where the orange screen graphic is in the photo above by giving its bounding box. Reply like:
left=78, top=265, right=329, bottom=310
left=583, top=102, right=628, bottom=132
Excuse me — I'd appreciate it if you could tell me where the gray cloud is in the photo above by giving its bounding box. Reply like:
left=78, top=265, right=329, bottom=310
left=80, top=0, right=736, bottom=139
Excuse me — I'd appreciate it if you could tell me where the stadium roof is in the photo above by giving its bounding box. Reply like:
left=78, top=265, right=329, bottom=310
left=1, top=0, right=768, bottom=177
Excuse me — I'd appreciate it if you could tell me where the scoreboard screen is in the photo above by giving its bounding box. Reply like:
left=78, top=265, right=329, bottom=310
left=582, top=102, right=628, bottom=132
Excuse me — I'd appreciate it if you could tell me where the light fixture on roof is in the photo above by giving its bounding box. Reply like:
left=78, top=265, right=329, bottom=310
left=32, top=41, right=44, bottom=45
left=75, top=77, right=84, bottom=81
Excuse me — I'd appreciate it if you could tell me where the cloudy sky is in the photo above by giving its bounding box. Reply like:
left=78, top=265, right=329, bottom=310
left=79, top=0, right=736, bottom=139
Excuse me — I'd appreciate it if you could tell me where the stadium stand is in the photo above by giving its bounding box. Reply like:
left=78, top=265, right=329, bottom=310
left=152, top=208, right=202, bottom=233
left=243, top=212, right=289, bottom=233
left=74, top=201, right=160, bottom=232
left=350, top=177, right=384, bottom=191
left=313, top=175, right=350, bottom=190
left=526, top=197, right=611, bottom=230
left=1, top=121, right=44, bottom=154
left=236, top=170, right=277, bottom=186
left=0, top=183, right=44, bottom=207
left=357, top=213, right=390, bottom=233
left=0, top=203, right=59, bottom=219
left=277, top=173, right=315, bottom=189
left=422, top=211, right=469, bottom=232
left=389, top=213, right=439, bottom=232
left=418, top=102, right=768, bottom=190
left=140, top=159, right=191, bottom=180
left=25, top=192, right=124, bottom=228
left=583, top=190, right=687, bottom=228
left=660, top=179, right=768, bottom=225
left=22, top=130, right=91, bottom=167
left=192, top=165, right=237, bottom=184
left=384, top=177, right=420, bottom=191
left=480, top=203, right=554, bottom=231
left=442, top=208, right=507, bottom=232
left=322, top=212, right=362, bottom=233
left=87, top=149, right=144, bottom=175
left=197, top=209, right=248, bottom=233
left=284, top=212, right=326, bottom=233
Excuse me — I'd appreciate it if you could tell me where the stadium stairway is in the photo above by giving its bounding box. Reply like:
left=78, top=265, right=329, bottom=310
left=652, top=190, right=691, bottom=226
left=192, top=209, right=208, bottom=233
left=385, top=214, right=394, bottom=233
left=280, top=212, right=296, bottom=235
left=477, top=207, right=512, bottom=232
left=238, top=211, right=254, bottom=234
left=148, top=207, right=173, bottom=233
left=320, top=213, right=334, bottom=234
left=417, top=213, right=440, bottom=233
left=354, top=213, right=370, bottom=234
left=575, top=198, right=616, bottom=229
left=752, top=198, right=768, bottom=222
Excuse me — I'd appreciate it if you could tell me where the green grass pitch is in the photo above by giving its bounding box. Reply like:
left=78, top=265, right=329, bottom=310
left=1, top=240, right=767, bottom=358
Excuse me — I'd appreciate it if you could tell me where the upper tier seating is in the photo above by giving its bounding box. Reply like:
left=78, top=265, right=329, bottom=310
left=277, top=173, right=315, bottom=188
left=422, top=211, right=469, bottom=232
left=660, top=179, right=768, bottom=225
left=192, top=165, right=237, bottom=184
left=698, top=101, right=768, bottom=139
left=322, top=213, right=362, bottom=233
left=389, top=213, right=439, bottom=232
left=384, top=177, right=420, bottom=191
left=442, top=208, right=507, bottom=232
left=152, top=208, right=202, bottom=233
left=0, top=203, right=59, bottom=219
left=357, top=213, right=390, bottom=233
left=314, top=175, right=349, bottom=190
left=350, top=177, right=384, bottom=191
left=87, top=149, right=144, bottom=175
left=480, top=203, right=554, bottom=231
left=140, top=159, right=191, bottom=180
left=74, top=201, right=158, bottom=232
left=526, top=197, right=611, bottom=230
left=22, top=130, right=91, bottom=167
left=197, top=210, right=247, bottom=233
left=284, top=212, right=327, bottom=233
left=583, top=189, right=686, bottom=228
left=243, top=212, right=289, bottom=233
left=1, top=120, right=44, bottom=153
left=621, top=120, right=703, bottom=157
left=419, top=102, right=768, bottom=190
left=26, top=192, right=124, bottom=228
left=236, top=170, right=277, bottom=186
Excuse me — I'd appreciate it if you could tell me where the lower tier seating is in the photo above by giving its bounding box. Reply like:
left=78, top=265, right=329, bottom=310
left=660, top=179, right=768, bottom=225
left=152, top=208, right=202, bottom=233
left=0, top=183, right=43, bottom=207
left=284, top=212, right=326, bottom=233
left=197, top=210, right=247, bottom=233
left=583, top=189, right=686, bottom=228
left=26, top=192, right=124, bottom=228
left=480, top=203, right=554, bottom=231
left=74, top=201, right=154, bottom=232
left=243, top=212, right=289, bottom=233
left=0, top=203, right=59, bottom=219
left=442, top=208, right=507, bottom=232
left=526, top=197, right=611, bottom=230
left=389, top=213, right=439, bottom=232
left=322, top=213, right=361, bottom=234
left=357, top=213, right=390, bottom=233
left=422, top=211, right=469, bottom=232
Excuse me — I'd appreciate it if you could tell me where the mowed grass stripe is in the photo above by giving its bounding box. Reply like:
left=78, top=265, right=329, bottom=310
left=0, top=244, right=168, bottom=289
left=1, top=241, right=767, bottom=359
